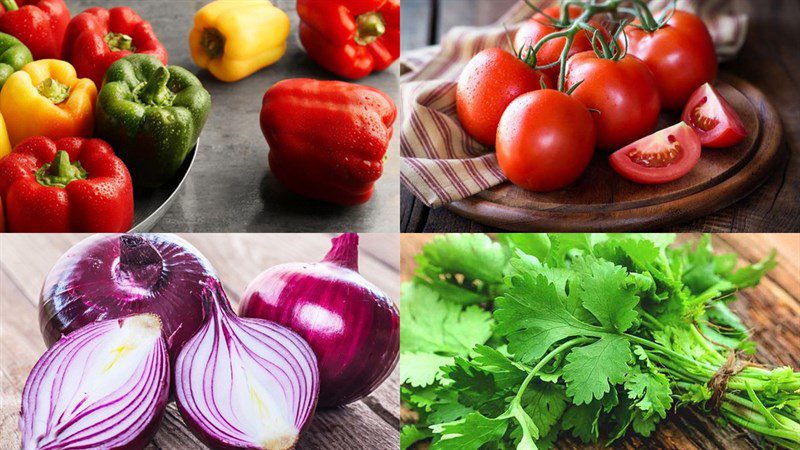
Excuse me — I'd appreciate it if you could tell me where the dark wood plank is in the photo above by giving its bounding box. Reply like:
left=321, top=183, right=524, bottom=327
left=401, top=0, right=800, bottom=232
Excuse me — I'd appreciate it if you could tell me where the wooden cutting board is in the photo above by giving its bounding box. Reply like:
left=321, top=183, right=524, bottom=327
left=447, top=74, right=786, bottom=231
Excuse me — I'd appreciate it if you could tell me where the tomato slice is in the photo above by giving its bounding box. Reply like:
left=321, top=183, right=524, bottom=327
left=681, top=83, right=747, bottom=148
left=609, top=122, right=702, bottom=184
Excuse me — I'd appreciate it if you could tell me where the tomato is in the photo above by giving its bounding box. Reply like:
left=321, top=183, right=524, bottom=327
left=681, top=83, right=747, bottom=148
left=456, top=48, right=550, bottom=147
left=496, top=90, right=595, bottom=192
left=625, top=10, right=718, bottom=110
left=609, top=122, right=701, bottom=184
left=566, top=51, right=661, bottom=151
left=514, top=5, right=606, bottom=80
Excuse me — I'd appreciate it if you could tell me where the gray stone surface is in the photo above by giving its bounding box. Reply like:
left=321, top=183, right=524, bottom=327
left=66, top=0, right=400, bottom=232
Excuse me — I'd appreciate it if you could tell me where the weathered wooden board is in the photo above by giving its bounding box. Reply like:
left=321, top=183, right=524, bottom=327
left=0, top=234, right=400, bottom=450
left=400, top=233, right=800, bottom=449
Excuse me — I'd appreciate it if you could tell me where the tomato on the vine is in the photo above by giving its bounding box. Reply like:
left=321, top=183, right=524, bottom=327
left=514, top=5, right=607, bottom=80
left=609, top=122, right=701, bottom=184
left=566, top=51, right=661, bottom=151
left=682, top=83, right=747, bottom=148
left=496, top=90, right=595, bottom=192
left=456, top=48, right=550, bottom=147
left=625, top=10, right=718, bottom=110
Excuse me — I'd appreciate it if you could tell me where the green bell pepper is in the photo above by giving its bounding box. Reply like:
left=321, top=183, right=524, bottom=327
left=95, top=54, right=211, bottom=187
left=0, top=32, right=33, bottom=88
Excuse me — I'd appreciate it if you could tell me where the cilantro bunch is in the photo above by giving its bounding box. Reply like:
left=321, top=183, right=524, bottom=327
left=400, top=234, right=800, bottom=450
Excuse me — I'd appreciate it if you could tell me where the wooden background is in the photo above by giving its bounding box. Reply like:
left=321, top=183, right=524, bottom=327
left=0, top=234, right=400, bottom=449
left=400, top=0, right=800, bottom=233
left=401, top=233, right=800, bottom=449
left=60, top=0, right=400, bottom=233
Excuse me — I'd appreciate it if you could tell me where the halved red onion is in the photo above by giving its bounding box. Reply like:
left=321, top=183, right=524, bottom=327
left=39, top=234, right=220, bottom=364
left=20, top=314, right=170, bottom=450
left=175, top=280, right=319, bottom=450
left=239, top=233, right=400, bottom=407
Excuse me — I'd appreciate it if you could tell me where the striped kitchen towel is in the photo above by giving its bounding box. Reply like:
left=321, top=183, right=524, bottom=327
left=401, top=0, right=750, bottom=208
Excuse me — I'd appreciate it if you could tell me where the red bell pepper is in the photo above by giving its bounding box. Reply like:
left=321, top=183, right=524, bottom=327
left=0, top=136, right=133, bottom=232
left=62, top=7, right=167, bottom=87
left=297, top=0, right=399, bottom=80
left=0, top=0, right=70, bottom=60
left=260, top=78, right=397, bottom=205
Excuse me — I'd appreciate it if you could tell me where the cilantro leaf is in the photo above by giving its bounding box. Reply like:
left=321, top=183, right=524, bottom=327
left=415, top=234, right=509, bottom=305
left=521, top=382, right=568, bottom=439
left=495, top=264, right=606, bottom=363
left=430, top=412, right=508, bottom=450
left=499, top=233, right=551, bottom=261
left=624, top=366, right=673, bottom=420
left=401, top=352, right=454, bottom=387
left=570, top=256, right=640, bottom=332
left=401, top=425, right=432, bottom=450
left=401, top=282, right=493, bottom=356
left=562, top=336, right=632, bottom=404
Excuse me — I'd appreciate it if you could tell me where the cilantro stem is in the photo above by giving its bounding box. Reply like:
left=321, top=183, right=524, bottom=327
left=510, top=337, right=592, bottom=408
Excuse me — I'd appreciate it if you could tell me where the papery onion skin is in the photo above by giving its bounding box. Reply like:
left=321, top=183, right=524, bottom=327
left=20, top=314, right=170, bottom=450
left=175, top=279, right=319, bottom=450
left=239, top=233, right=400, bottom=407
left=39, top=233, right=219, bottom=363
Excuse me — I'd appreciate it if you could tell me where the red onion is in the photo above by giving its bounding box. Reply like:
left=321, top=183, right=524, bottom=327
left=175, top=280, right=319, bottom=450
left=20, top=314, right=170, bottom=450
left=39, top=234, right=219, bottom=362
left=239, top=233, right=399, bottom=407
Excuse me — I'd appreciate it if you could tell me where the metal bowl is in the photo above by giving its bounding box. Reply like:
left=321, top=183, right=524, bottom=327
left=129, top=143, right=197, bottom=232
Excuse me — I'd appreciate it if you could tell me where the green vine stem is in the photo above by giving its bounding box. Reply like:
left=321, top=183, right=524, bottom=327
left=518, top=0, right=675, bottom=91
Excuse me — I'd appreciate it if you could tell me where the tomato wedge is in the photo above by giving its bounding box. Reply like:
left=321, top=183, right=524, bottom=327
left=682, top=83, right=747, bottom=148
left=609, top=122, right=701, bottom=184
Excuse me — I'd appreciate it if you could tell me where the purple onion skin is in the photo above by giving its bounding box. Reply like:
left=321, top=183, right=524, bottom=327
left=239, top=233, right=400, bottom=408
left=39, top=234, right=219, bottom=364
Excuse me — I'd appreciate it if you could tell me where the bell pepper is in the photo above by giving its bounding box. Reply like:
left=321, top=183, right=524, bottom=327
left=0, top=136, right=133, bottom=232
left=297, top=0, right=399, bottom=80
left=95, top=54, right=211, bottom=187
left=0, top=111, right=10, bottom=159
left=189, top=0, right=290, bottom=82
left=0, top=59, right=97, bottom=147
left=62, top=7, right=168, bottom=87
left=0, top=31, right=31, bottom=88
left=260, top=78, right=396, bottom=205
left=0, top=0, right=70, bottom=60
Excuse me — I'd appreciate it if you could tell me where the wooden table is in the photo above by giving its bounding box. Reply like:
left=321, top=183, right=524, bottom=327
left=401, top=0, right=800, bottom=232
left=0, top=234, right=400, bottom=449
left=63, top=0, right=400, bottom=233
left=400, top=233, right=800, bottom=449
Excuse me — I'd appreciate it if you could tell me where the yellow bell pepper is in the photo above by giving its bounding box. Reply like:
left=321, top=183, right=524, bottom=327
left=0, top=60, right=97, bottom=147
left=0, top=111, right=11, bottom=159
left=189, top=0, right=290, bottom=82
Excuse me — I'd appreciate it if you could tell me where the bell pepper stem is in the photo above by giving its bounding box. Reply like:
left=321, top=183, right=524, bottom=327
left=354, top=12, right=386, bottom=45
left=201, top=28, right=226, bottom=59
left=137, top=67, right=174, bottom=106
left=105, top=32, right=136, bottom=52
left=0, top=0, right=18, bottom=11
left=37, top=78, right=71, bottom=104
left=35, top=151, right=88, bottom=188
